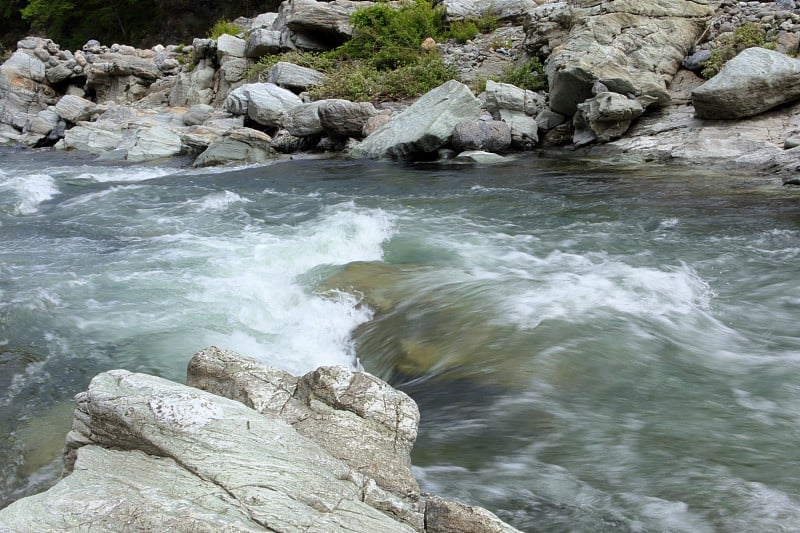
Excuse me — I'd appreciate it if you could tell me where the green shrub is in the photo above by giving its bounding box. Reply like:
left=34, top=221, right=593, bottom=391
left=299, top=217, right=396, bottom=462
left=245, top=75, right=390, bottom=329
left=700, top=22, right=767, bottom=78
left=337, top=0, right=447, bottom=69
left=497, top=57, right=546, bottom=91
left=476, top=11, right=499, bottom=33
left=246, top=51, right=335, bottom=81
left=208, top=18, right=241, bottom=40
left=447, top=20, right=479, bottom=43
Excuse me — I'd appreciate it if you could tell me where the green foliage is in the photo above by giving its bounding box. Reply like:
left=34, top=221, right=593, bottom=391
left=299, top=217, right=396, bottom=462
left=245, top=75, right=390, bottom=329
left=208, top=18, right=240, bottom=39
left=337, top=0, right=446, bottom=69
left=475, top=10, right=499, bottom=33
left=497, top=57, right=546, bottom=91
left=309, top=56, right=456, bottom=102
left=246, top=50, right=335, bottom=81
left=446, top=20, right=479, bottom=44
left=700, top=22, right=768, bottom=79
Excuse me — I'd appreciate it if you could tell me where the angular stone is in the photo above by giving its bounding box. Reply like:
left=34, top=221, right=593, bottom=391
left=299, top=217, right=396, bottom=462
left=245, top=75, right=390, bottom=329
left=692, top=47, right=800, bottom=120
left=285, top=100, right=325, bottom=137
left=498, top=110, right=539, bottom=150
left=55, top=94, right=97, bottom=123
left=266, top=61, right=326, bottom=92
left=124, top=125, right=183, bottom=162
left=246, top=28, right=283, bottom=57
left=573, top=91, right=644, bottom=144
left=181, top=104, right=214, bottom=126
left=546, top=1, right=712, bottom=116
left=484, top=80, right=545, bottom=119
left=62, top=124, right=125, bottom=154
left=442, top=0, right=537, bottom=23
left=193, top=127, right=273, bottom=166
left=224, top=82, right=303, bottom=128
left=351, top=80, right=482, bottom=159
left=216, top=34, right=246, bottom=60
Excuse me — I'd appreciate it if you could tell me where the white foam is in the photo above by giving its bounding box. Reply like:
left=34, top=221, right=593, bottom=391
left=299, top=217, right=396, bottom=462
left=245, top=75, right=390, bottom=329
left=72, top=166, right=176, bottom=183
left=1, top=173, right=60, bottom=215
left=195, top=190, right=251, bottom=212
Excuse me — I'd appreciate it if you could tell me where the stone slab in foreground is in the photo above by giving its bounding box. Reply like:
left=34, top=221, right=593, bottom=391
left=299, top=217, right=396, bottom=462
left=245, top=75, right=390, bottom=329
left=0, top=346, right=521, bottom=533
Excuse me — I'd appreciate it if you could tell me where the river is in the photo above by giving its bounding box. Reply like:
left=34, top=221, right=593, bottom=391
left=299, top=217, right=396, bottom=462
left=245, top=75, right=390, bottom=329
left=1, top=147, right=799, bottom=531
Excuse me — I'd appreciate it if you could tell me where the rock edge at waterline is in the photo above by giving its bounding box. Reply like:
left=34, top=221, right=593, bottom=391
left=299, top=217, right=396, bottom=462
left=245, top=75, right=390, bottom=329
left=0, top=346, right=521, bottom=533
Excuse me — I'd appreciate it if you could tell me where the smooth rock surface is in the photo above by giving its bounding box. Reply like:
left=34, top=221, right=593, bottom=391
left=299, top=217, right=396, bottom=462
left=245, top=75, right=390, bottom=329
left=225, top=82, right=303, bottom=128
left=318, top=99, right=377, bottom=138
left=193, top=127, right=273, bottom=166
left=266, top=61, right=326, bottom=92
left=451, top=120, right=512, bottom=153
left=351, top=80, right=482, bottom=159
left=692, top=47, right=800, bottom=120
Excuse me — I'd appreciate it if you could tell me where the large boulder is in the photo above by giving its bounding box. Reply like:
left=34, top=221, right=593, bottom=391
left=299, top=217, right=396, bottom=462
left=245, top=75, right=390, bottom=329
left=85, top=52, right=162, bottom=103
left=483, top=80, right=544, bottom=149
left=545, top=0, right=713, bottom=116
left=318, top=99, right=377, bottom=138
left=351, top=80, right=482, bottom=159
left=224, top=82, right=303, bottom=128
left=0, top=347, right=522, bottom=532
left=0, top=48, right=58, bottom=130
left=169, top=60, right=216, bottom=106
left=123, top=125, right=183, bottom=162
left=246, top=28, right=283, bottom=57
left=188, top=346, right=420, bottom=499
left=275, top=0, right=361, bottom=51
left=692, top=47, right=800, bottom=120
left=60, top=124, right=125, bottom=154
left=442, top=0, right=539, bottom=23
left=54, top=94, right=98, bottom=123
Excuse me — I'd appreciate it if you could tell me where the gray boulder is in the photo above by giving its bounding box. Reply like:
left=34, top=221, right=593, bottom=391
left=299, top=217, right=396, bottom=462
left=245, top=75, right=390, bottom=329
left=123, top=125, right=183, bottom=162
left=285, top=100, right=326, bottom=136
left=225, top=82, right=303, bottom=128
left=169, top=60, right=216, bottom=106
left=54, top=94, right=98, bottom=123
left=216, top=34, right=246, bottom=61
left=275, top=0, right=361, bottom=50
left=266, top=61, right=326, bottom=92
left=692, top=47, right=800, bottom=120
left=246, top=28, right=283, bottom=57
left=318, top=99, right=377, bottom=138
left=351, top=80, right=482, bottom=159
left=484, top=80, right=545, bottom=118
left=452, top=120, right=512, bottom=153
left=181, top=104, right=215, bottom=126
left=573, top=91, right=644, bottom=144
left=442, top=0, right=537, bottom=23
left=0, top=49, right=57, bottom=130
left=193, top=127, right=274, bottom=166
left=188, top=346, right=420, bottom=499
left=545, top=0, right=713, bottom=116
left=454, top=150, right=511, bottom=164
left=60, top=124, right=125, bottom=154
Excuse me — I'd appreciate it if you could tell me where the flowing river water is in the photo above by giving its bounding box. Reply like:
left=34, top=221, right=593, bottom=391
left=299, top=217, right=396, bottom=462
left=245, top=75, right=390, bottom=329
left=1, top=147, right=799, bottom=531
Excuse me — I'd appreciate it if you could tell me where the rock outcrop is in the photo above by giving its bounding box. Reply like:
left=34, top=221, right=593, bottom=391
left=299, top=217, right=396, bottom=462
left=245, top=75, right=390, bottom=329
left=0, top=346, right=521, bottom=533
left=544, top=0, right=713, bottom=118
left=692, top=47, right=800, bottom=120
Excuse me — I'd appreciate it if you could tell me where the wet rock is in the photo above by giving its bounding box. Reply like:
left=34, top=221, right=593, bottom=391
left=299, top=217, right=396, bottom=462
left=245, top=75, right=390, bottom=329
left=692, top=47, right=800, bottom=120
left=454, top=150, right=511, bottom=164
left=193, top=127, right=273, bottom=166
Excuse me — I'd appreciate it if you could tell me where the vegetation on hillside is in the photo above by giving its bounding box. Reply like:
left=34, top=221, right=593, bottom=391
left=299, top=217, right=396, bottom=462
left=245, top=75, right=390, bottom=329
left=700, top=22, right=772, bottom=78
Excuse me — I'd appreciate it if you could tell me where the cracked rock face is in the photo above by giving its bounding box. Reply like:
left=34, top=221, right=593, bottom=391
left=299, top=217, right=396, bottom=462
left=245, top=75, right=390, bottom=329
left=545, top=0, right=713, bottom=116
left=0, top=346, right=521, bottom=532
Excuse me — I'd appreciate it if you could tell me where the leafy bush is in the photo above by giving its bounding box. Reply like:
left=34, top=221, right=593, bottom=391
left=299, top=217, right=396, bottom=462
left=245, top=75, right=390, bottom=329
left=497, top=57, right=546, bottom=91
left=246, top=51, right=335, bottom=81
left=476, top=11, right=499, bottom=34
left=446, top=20, right=479, bottom=43
left=700, top=22, right=768, bottom=78
left=336, top=0, right=447, bottom=69
left=208, top=18, right=240, bottom=39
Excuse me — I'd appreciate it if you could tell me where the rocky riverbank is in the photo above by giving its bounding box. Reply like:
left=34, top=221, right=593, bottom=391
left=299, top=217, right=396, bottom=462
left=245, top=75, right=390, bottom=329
left=0, top=347, right=520, bottom=532
left=0, top=0, right=798, bottom=183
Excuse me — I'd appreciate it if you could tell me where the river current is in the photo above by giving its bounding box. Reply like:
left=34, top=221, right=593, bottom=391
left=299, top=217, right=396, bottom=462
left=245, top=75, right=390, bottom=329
left=1, top=147, right=799, bottom=531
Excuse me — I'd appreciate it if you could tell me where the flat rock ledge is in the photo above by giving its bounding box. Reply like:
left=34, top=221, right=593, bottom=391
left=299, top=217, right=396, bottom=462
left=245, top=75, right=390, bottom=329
left=0, top=346, right=520, bottom=533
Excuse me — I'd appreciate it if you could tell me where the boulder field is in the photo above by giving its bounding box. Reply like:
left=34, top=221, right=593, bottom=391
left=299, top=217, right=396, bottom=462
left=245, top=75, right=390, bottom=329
left=0, top=0, right=799, bottom=182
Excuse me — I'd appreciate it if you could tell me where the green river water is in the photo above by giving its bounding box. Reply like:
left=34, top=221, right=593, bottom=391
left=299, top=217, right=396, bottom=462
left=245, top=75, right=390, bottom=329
left=0, top=148, right=799, bottom=531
